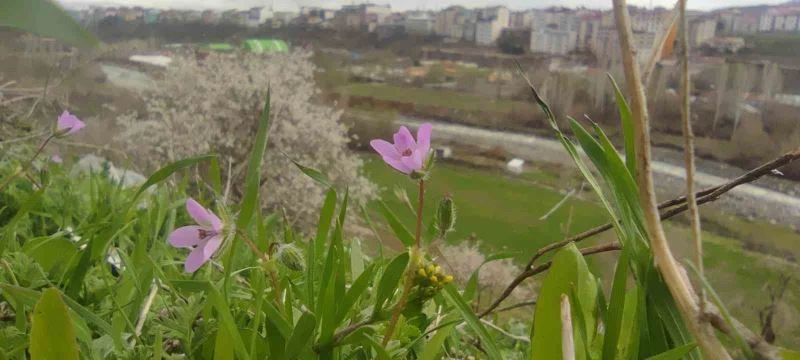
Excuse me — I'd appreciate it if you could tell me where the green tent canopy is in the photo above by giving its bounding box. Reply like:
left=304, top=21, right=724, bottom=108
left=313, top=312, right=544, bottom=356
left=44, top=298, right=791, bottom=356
left=242, top=39, right=289, bottom=54
left=204, top=43, right=235, bottom=52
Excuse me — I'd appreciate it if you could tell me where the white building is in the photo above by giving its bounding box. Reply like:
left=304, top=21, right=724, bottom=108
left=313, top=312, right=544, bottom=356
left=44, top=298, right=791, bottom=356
left=474, top=6, right=509, bottom=45
left=595, top=29, right=656, bottom=68
left=690, top=17, right=717, bottom=47
left=530, top=28, right=578, bottom=54
left=246, top=7, right=273, bottom=27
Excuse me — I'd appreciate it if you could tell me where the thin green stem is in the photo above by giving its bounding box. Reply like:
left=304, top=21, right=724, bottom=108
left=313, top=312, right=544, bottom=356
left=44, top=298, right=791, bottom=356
left=0, top=133, right=56, bottom=189
left=236, top=229, right=282, bottom=305
left=382, top=179, right=426, bottom=346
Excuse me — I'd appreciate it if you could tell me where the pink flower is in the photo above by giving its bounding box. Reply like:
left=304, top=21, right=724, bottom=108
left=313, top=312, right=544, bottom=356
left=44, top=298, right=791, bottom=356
left=168, top=198, right=224, bottom=273
left=51, top=155, right=63, bottom=164
left=370, top=123, right=432, bottom=175
left=57, top=110, right=85, bottom=135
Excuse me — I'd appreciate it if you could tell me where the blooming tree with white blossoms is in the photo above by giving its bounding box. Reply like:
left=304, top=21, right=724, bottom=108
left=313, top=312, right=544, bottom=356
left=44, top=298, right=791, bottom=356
left=116, top=51, right=375, bottom=224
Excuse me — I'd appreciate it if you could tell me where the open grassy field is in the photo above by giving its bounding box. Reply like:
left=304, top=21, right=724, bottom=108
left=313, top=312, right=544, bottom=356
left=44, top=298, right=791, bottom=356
left=363, top=155, right=800, bottom=348
left=337, top=83, right=523, bottom=112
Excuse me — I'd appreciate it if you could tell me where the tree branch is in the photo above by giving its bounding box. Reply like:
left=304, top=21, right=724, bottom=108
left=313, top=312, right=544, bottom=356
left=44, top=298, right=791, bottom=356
left=612, top=0, right=730, bottom=356
left=478, top=242, right=621, bottom=318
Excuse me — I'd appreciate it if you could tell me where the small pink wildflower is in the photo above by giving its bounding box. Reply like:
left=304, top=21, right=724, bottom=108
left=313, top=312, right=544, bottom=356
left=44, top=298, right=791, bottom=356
left=57, top=110, right=85, bottom=135
left=370, top=123, right=432, bottom=175
left=51, top=155, right=63, bottom=164
left=168, top=198, right=224, bottom=273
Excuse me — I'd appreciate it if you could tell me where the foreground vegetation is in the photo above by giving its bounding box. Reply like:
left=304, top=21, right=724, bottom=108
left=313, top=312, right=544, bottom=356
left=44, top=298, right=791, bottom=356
left=2, top=2, right=800, bottom=359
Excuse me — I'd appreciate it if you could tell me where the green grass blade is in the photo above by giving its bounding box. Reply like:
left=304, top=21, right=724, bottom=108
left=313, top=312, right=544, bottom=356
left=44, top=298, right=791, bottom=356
left=286, top=156, right=332, bottom=188
left=236, top=90, right=271, bottom=230
left=645, top=343, right=698, bottom=360
left=374, top=252, right=409, bottom=314
left=207, top=287, right=251, bottom=360
left=0, top=0, right=98, bottom=47
left=336, top=264, right=375, bottom=325
left=208, top=155, right=223, bottom=195
left=608, top=75, right=637, bottom=175
left=131, top=154, right=216, bottom=203
left=377, top=200, right=415, bottom=247
left=441, top=285, right=502, bottom=359
left=30, top=288, right=79, bottom=360
left=308, top=188, right=337, bottom=311
left=285, top=312, right=317, bottom=359
left=602, top=250, right=630, bottom=360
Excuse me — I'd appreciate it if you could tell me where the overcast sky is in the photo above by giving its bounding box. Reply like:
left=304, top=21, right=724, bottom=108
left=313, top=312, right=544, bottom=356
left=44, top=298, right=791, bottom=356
left=60, top=0, right=788, bottom=12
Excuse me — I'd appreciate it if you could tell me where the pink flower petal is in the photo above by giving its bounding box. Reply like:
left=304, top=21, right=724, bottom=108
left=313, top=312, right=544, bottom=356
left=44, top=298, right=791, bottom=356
left=184, top=246, right=208, bottom=273
left=401, top=154, right=423, bottom=173
left=183, top=234, right=222, bottom=273
left=383, top=156, right=413, bottom=174
left=168, top=225, right=204, bottom=248
left=51, top=155, right=63, bottom=164
left=370, top=139, right=399, bottom=159
left=201, top=234, right=223, bottom=260
left=393, top=126, right=416, bottom=151
left=186, top=198, right=222, bottom=231
left=416, top=123, right=432, bottom=155
left=57, top=111, right=86, bottom=135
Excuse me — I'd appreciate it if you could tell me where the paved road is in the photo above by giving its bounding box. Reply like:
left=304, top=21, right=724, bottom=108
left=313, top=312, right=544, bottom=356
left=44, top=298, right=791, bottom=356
left=397, top=116, right=800, bottom=227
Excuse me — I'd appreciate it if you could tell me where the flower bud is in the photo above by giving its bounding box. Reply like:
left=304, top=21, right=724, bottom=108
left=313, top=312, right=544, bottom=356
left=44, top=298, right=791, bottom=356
left=435, top=196, right=456, bottom=238
left=275, top=243, right=305, bottom=272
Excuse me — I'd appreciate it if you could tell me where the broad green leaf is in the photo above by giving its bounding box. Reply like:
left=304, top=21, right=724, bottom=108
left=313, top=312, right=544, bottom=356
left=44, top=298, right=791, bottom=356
left=285, top=312, right=316, bottom=359
left=208, top=287, right=251, bottom=360
left=261, top=299, right=291, bottom=340
left=378, top=200, right=415, bottom=247
left=30, top=288, right=79, bottom=360
left=0, top=0, right=98, bottom=47
left=132, top=154, right=216, bottom=203
left=287, top=156, right=332, bottom=188
left=645, top=343, right=698, bottom=360
left=22, top=236, right=77, bottom=277
left=441, top=285, right=502, bottom=359
left=609, top=75, right=637, bottom=175
left=236, top=90, right=271, bottom=230
left=374, top=252, right=409, bottom=313
left=340, top=328, right=390, bottom=360
left=530, top=243, right=597, bottom=360
left=1, top=285, right=118, bottom=349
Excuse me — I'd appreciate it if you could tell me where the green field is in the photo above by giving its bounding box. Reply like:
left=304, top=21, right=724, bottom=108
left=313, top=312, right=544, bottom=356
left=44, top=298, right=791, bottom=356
left=337, top=83, right=523, bottom=112
left=363, top=156, right=800, bottom=347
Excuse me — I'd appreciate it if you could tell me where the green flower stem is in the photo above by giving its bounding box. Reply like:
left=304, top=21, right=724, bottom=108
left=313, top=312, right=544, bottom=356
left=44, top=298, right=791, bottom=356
left=382, top=179, right=425, bottom=346
left=236, top=229, right=282, bottom=305
left=0, top=132, right=55, bottom=189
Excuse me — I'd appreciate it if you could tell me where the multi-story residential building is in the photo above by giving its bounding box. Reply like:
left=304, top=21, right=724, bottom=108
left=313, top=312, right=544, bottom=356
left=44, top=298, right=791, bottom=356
left=769, top=7, right=800, bottom=32
left=474, top=6, right=509, bottom=45
left=143, top=9, right=160, bottom=24
left=406, top=12, right=434, bottom=35
left=201, top=10, right=220, bottom=24
left=510, top=10, right=535, bottom=29
left=732, top=15, right=759, bottom=34
left=335, top=4, right=390, bottom=31
left=530, top=28, right=577, bottom=54
left=689, top=16, right=718, bottom=47
left=595, top=28, right=656, bottom=68
left=246, top=7, right=273, bottom=27
left=577, top=12, right=601, bottom=51
left=434, top=6, right=472, bottom=39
